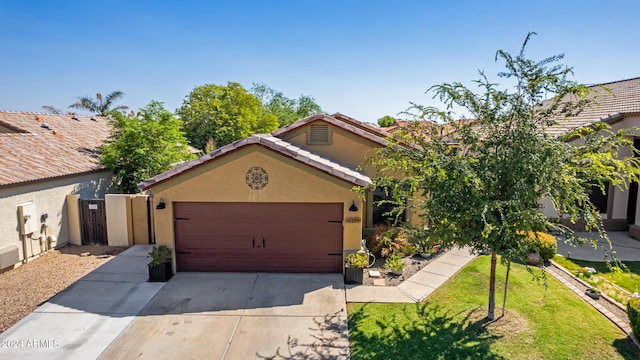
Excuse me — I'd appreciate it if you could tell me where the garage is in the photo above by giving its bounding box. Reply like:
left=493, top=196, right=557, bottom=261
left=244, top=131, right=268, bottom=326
left=174, top=202, right=344, bottom=273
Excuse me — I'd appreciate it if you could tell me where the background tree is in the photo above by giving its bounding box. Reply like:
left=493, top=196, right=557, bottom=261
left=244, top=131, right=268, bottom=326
left=377, top=115, right=396, bottom=127
left=251, top=83, right=322, bottom=127
left=177, top=82, right=278, bottom=150
left=100, top=101, right=195, bottom=193
left=364, top=33, right=640, bottom=320
left=69, top=91, right=128, bottom=116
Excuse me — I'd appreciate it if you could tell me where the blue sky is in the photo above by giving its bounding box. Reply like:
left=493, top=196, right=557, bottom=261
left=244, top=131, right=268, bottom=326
left=1, top=1, right=638, bottom=124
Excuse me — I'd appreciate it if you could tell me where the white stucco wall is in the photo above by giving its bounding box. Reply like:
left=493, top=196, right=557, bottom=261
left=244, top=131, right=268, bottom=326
left=0, top=171, right=113, bottom=269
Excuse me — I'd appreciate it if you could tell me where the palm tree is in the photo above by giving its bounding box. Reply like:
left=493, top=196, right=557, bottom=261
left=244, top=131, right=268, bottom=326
left=41, top=105, right=64, bottom=114
left=68, top=91, right=128, bottom=116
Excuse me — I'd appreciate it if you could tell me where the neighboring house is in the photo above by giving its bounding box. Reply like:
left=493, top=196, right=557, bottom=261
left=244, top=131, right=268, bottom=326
left=548, top=77, right=640, bottom=237
left=139, top=112, right=412, bottom=273
left=383, top=77, right=640, bottom=238
left=0, top=111, right=113, bottom=272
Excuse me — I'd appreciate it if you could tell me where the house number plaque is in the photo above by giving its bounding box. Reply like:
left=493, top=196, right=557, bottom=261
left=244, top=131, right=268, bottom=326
left=245, top=167, right=269, bottom=190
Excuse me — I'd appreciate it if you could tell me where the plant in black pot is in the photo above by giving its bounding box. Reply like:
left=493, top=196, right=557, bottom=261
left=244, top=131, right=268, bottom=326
left=344, top=252, right=368, bottom=284
left=148, top=245, right=173, bottom=282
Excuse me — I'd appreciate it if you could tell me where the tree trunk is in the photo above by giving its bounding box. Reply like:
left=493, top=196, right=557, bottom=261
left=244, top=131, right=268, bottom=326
left=502, top=259, right=511, bottom=318
left=488, top=250, right=497, bottom=320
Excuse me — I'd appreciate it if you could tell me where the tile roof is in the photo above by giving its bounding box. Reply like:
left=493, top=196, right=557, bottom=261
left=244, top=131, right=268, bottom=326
left=330, top=112, right=391, bottom=138
left=272, top=113, right=389, bottom=146
left=139, top=133, right=372, bottom=190
left=0, top=111, right=111, bottom=186
left=547, top=76, right=640, bottom=136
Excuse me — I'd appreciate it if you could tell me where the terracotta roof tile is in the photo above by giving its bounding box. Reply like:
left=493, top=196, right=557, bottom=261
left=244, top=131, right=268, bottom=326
left=0, top=111, right=111, bottom=186
left=548, top=77, right=640, bottom=136
left=139, top=134, right=372, bottom=190
left=272, top=113, right=388, bottom=146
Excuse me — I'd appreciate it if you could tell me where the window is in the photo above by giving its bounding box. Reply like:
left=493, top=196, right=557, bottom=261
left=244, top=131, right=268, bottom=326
left=308, top=124, right=331, bottom=144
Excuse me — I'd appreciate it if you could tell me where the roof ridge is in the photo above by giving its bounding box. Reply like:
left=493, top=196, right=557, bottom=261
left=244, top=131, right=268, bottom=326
left=0, top=110, right=106, bottom=118
left=588, top=76, right=640, bottom=87
left=139, top=133, right=371, bottom=190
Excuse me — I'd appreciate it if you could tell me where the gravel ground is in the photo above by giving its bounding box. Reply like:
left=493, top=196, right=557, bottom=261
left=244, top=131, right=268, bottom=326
left=0, top=244, right=127, bottom=334
left=362, top=251, right=444, bottom=286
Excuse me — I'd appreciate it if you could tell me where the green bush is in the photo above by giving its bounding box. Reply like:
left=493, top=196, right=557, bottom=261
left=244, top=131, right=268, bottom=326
left=385, top=252, right=405, bottom=273
left=521, top=231, right=557, bottom=262
left=148, top=245, right=172, bottom=266
left=345, top=252, right=368, bottom=268
left=627, top=298, right=640, bottom=338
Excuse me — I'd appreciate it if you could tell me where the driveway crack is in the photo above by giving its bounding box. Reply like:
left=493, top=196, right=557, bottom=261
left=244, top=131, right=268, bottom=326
left=221, top=273, right=259, bottom=360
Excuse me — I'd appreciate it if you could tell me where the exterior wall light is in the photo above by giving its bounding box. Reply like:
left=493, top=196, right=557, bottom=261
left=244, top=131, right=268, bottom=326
left=156, top=198, right=166, bottom=210
left=349, top=201, right=358, bottom=212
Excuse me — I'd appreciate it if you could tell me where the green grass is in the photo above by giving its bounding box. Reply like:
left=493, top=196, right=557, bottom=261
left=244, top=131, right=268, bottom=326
left=348, top=256, right=639, bottom=360
left=553, top=256, right=640, bottom=294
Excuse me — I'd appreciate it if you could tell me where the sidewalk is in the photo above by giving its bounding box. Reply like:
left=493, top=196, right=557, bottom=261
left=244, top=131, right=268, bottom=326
left=556, top=231, right=640, bottom=262
left=345, top=247, right=476, bottom=303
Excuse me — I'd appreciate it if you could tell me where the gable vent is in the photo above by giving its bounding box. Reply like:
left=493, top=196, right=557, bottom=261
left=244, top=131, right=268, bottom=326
left=308, top=124, right=331, bottom=144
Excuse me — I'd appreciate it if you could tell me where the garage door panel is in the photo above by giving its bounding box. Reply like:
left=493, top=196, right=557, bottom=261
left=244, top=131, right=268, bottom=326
left=174, top=202, right=343, bottom=273
left=178, top=256, right=222, bottom=272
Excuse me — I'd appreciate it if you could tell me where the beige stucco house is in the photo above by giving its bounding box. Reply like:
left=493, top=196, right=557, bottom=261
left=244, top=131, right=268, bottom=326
left=538, top=77, right=640, bottom=237
left=0, top=111, right=113, bottom=272
left=139, top=113, right=402, bottom=273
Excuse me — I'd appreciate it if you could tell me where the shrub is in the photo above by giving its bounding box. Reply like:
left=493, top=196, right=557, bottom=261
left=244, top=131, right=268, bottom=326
left=148, top=245, right=172, bottom=266
left=345, top=252, right=368, bottom=268
left=627, top=298, right=640, bottom=338
left=521, top=231, right=556, bottom=262
left=368, top=224, right=411, bottom=257
left=385, top=252, right=405, bottom=272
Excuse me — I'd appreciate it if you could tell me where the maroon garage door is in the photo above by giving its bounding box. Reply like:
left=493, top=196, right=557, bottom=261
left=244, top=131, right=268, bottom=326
left=173, top=202, right=343, bottom=273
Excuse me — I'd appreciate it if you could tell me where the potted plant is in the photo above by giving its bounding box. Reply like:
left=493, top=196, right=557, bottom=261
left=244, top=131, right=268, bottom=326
left=585, top=288, right=601, bottom=300
left=385, top=252, right=405, bottom=275
left=344, top=252, right=368, bottom=284
left=148, top=245, right=173, bottom=282
left=416, top=239, right=441, bottom=259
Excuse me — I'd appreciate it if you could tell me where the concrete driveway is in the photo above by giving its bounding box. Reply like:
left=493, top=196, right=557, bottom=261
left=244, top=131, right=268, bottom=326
left=99, top=272, right=349, bottom=359
left=0, top=245, right=349, bottom=359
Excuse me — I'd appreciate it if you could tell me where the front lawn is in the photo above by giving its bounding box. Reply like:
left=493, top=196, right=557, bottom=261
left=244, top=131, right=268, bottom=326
left=348, top=256, right=639, bottom=359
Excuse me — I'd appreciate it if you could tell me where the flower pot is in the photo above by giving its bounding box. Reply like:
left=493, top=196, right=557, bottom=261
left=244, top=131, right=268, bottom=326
left=344, top=266, right=363, bottom=284
left=419, top=253, right=433, bottom=259
left=390, top=270, right=404, bottom=276
left=148, top=262, right=173, bottom=282
left=526, top=252, right=541, bottom=265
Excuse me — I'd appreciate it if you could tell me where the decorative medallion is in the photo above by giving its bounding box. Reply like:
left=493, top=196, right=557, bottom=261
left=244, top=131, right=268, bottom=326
left=245, top=167, right=269, bottom=190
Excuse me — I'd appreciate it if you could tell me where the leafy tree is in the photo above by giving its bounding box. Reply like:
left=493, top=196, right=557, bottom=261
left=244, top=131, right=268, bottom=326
left=377, top=115, right=396, bottom=127
left=177, top=82, right=278, bottom=150
left=100, top=101, right=195, bottom=193
left=251, top=83, right=322, bottom=127
left=69, top=91, right=128, bottom=116
left=364, top=33, right=640, bottom=320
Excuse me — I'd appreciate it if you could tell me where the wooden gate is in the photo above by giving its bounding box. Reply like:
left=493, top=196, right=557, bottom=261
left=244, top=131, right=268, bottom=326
left=80, top=199, right=108, bottom=245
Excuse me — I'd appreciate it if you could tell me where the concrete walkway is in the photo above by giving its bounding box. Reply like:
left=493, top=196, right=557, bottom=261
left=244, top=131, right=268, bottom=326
left=345, top=247, right=476, bottom=303
left=556, top=231, right=640, bottom=262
